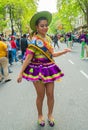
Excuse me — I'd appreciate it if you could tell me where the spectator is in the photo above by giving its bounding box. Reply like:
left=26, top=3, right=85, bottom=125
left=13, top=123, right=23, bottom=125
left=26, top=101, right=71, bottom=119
left=0, top=36, right=11, bottom=82
left=20, top=34, right=28, bottom=62
left=10, top=35, right=18, bottom=63
left=53, top=34, right=59, bottom=49
left=16, top=35, right=21, bottom=50
left=85, top=30, right=88, bottom=58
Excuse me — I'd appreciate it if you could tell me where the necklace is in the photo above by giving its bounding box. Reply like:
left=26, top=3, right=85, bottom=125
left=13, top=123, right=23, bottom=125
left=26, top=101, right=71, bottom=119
left=36, top=34, right=53, bottom=53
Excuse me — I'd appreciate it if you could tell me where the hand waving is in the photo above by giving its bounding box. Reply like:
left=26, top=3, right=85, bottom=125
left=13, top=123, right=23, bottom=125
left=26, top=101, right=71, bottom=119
left=64, top=48, right=72, bottom=53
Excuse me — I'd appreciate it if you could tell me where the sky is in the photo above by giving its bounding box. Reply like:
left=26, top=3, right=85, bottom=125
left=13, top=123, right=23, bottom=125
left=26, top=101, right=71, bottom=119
left=37, top=0, right=57, bottom=13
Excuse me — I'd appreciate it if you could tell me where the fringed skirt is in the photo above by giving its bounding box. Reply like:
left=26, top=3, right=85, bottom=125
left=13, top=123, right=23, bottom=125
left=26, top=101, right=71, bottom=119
left=22, top=60, right=64, bottom=83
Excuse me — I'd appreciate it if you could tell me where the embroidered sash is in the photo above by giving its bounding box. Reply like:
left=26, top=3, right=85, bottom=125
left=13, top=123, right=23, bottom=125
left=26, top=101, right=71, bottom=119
left=28, top=36, right=54, bottom=62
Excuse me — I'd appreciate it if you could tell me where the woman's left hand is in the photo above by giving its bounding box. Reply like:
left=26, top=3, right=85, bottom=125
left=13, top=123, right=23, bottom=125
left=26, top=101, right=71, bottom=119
left=64, top=48, right=72, bottom=53
left=17, top=73, right=23, bottom=83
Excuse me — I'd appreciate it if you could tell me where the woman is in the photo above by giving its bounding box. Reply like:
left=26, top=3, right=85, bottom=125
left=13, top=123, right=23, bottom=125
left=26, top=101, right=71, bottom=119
left=17, top=11, right=71, bottom=127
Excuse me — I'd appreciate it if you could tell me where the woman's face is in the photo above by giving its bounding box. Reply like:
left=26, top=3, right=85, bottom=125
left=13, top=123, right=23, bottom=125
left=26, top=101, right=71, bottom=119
left=36, top=20, right=48, bottom=36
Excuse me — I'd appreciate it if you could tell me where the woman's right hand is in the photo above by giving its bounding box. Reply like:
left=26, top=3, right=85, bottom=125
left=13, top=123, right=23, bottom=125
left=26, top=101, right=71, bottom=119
left=17, top=73, right=23, bottom=83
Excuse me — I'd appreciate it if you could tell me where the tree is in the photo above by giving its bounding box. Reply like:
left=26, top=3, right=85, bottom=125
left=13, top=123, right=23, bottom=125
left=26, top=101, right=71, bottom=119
left=0, top=2, right=7, bottom=32
left=49, top=13, right=59, bottom=34
left=0, top=0, right=38, bottom=35
left=57, top=0, right=88, bottom=32
left=57, top=0, right=80, bottom=32
left=77, top=0, right=88, bottom=28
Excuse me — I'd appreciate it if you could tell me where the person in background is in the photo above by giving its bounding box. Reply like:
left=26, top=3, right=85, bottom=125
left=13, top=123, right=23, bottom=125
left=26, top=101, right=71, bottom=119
left=85, top=30, right=88, bottom=58
left=80, top=31, right=86, bottom=59
left=67, top=32, right=73, bottom=49
left=6, top=40, right=13, bottom=65
left=10, top=35, right=18, bottom=63
left=20, top=34, right=28, bottom=62
left=16, top=35, right=21, bottom=51
left=17, top=11, right=71, bottom=127
left=53, top=34, right=59, bottom=49
left=0, top=36, right=11, bottom=82
left=80, top=38, right=86, bottom=59
left=5, top=40, right=13, bottom=73
left=26, top=34, right=31, bottom=44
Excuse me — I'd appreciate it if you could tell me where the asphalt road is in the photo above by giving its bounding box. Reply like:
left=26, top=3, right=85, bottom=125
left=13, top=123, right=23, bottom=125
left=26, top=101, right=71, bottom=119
left=0, top=42, right=88, bottom=130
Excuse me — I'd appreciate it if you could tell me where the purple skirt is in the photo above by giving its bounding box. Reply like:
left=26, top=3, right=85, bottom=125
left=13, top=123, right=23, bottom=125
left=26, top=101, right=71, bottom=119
left=22, top=60, right=64, bottom=83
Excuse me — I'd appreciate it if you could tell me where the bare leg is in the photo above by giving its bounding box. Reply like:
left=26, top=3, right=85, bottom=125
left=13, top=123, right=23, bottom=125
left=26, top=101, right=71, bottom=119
left=33, top=81, right=45, bottom=120
left=45, top=82, right=54, bottom=120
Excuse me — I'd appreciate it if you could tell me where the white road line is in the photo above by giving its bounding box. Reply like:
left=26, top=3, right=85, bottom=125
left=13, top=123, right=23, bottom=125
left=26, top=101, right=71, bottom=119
left=80, top=70, right=88, bottom=79
left=68, top=60, right=74, bottom=64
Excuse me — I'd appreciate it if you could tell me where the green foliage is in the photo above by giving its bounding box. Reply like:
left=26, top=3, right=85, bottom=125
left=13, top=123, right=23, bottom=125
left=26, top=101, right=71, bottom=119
left=0, top=0, right=38, bottom=35
left=57, top=0, right=80, bottom=32
left=48, top=13, right=59, bottom=34
left=57, top=0, right=88, bottom=32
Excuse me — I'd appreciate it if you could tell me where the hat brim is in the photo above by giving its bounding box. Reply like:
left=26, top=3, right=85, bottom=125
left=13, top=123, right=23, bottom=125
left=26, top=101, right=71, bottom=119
left=30, top=11, right=52, bottom=31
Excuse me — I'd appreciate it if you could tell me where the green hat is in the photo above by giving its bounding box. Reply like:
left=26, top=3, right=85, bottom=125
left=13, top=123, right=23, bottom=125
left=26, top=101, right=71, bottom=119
left=30, top=11, right=52, bottom=31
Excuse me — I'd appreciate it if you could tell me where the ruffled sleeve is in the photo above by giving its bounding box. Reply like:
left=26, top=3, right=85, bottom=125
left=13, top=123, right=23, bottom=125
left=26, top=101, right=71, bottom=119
left=26, top=46, right=36, bottom=56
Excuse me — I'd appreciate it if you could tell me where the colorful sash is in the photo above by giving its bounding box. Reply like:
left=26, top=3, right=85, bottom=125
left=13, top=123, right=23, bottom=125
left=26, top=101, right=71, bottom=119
left=28, top=36, right=54, bottom=62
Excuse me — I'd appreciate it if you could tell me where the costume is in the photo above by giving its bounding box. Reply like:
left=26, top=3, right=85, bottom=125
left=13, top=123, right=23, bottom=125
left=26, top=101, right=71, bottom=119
left=22, top=34, right=64, bottom=83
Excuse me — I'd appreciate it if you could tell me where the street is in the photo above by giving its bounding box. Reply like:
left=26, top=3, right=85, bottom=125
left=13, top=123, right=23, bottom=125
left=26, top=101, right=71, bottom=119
left=0, top=42, right=88, bottom=130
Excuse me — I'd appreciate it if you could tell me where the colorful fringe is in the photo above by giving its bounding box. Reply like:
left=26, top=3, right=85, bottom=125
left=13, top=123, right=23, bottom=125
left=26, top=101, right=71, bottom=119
left=22, top=62, right=64, bottom=83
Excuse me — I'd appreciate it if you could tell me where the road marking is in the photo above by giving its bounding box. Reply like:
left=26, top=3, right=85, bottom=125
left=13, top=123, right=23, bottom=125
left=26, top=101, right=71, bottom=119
left=80, top=70, right=88, bottom=79
left=68, top=59, right=74, bottom=64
